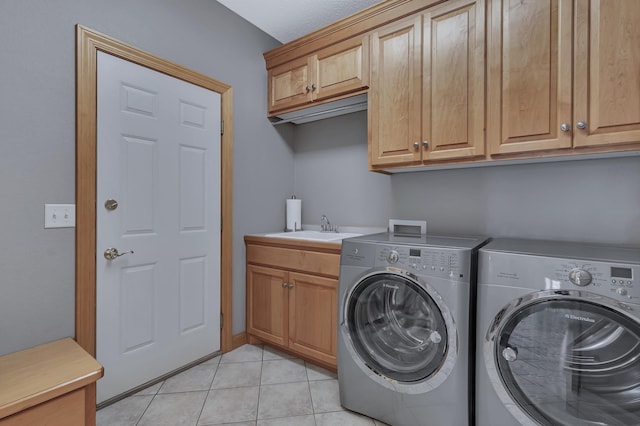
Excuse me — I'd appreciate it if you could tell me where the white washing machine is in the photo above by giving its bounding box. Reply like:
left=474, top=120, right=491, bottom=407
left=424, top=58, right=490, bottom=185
left=476, top=238, right=640, bottom=426
left=338, top=232, right=488, bottom=426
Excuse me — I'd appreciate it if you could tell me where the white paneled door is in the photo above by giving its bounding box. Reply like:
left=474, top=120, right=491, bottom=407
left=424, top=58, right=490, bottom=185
left=96, top=51, right=221, bottom=403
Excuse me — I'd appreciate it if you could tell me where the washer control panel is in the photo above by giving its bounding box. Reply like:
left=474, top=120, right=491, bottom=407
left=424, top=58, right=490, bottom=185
left=568, top=268, right=592, bottom=286
left=373, top=245, right=471, bottom=282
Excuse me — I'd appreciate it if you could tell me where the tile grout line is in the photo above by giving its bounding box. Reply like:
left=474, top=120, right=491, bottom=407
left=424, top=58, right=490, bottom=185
left=193, top=356, right=220, bottom=426
left=134, top=384, right=160, bottom=426
left=304, top=360, right=320, bottom=426
left=256, top=344, right=265, bottom=424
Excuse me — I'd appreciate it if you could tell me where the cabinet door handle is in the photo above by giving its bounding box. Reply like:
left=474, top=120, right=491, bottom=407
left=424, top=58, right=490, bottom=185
left=287, top=283, right=294, bottom=289
left=422, top=140, right=429, bottom=148
left=413, top=141, right=420, bottom=149
left=311, top=83, right=317, bottom=91
left=282, top=282, right=288, bottom=288
left=305, top=86, right=311, bottom=93
left=576, top=121, right=587, bottom=130
left=560, top=123, right=571, bottom=132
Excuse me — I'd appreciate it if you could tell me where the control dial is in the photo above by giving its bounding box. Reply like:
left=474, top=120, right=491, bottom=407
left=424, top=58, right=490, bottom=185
left=569, top=268, right=592, bottom=286
left=387, top=250, right=399, bottom=264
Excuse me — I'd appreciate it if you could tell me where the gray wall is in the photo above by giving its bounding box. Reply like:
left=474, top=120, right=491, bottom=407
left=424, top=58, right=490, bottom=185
left=293, top=111, right=391, bottom=229
left=391, top=155, right=640, bottom=245
left=293, top=113, right=640, bottom=246
left=0, top=0, right=291, bottom=356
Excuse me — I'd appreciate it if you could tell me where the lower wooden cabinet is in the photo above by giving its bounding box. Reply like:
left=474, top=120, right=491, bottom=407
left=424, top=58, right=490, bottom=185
left=245, top=236, right=340, bottom=370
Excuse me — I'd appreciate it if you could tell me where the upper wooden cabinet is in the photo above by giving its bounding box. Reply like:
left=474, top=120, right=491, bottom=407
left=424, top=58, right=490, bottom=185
left=573, top=0, right=640, bottom=148
left=267, top=35, right=369, bottom=115
left=263, top=0, right=640, bottom=171
left=487, top=0, right=572, bottom=155
left=369, top=16, right=422, bottom=166
left=369, top=0, right=486, bottom=168
left=488, top=0, right=640, bottom=155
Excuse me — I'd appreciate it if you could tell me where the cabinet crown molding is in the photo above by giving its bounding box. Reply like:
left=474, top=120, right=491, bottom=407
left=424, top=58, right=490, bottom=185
left=264, top=0, right=445, bottom=69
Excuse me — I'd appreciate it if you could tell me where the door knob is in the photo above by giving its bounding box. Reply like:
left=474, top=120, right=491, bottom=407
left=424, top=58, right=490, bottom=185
left=576, top=121, right=587, bottom=130
left=560, top=123, right=571, bottom=132
left=104, top=247, right=134, bottom=260
left=413, top=141, right=420, bottom=149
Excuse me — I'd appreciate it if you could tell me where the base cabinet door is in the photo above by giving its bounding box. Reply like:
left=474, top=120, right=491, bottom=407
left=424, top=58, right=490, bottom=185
left=287, top=272, right=338, bottom=366
left=245, top=239, right=340, bottom=370
left=246, top=265, right=288, bottom=347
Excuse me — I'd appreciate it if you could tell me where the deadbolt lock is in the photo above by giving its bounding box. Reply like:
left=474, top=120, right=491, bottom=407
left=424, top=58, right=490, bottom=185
left=105, top=199, right=119, bottom=210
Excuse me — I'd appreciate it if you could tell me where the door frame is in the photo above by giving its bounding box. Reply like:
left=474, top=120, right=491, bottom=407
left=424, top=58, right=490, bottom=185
left=75, top=25, right=234, bottom=358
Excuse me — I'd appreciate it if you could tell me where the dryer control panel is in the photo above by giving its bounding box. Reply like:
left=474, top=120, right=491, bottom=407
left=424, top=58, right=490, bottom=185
left=481, top=250, right=639, bottom=303
left=554, top=261, right=638, bottom=303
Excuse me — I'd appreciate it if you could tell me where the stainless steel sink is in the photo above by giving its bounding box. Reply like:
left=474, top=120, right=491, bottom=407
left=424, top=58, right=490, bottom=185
left=264, top=230, right=361, bottom=242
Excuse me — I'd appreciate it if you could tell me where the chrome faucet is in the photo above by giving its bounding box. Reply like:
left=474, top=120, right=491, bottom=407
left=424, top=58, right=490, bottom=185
left=320, top=214, right=337, bottom=232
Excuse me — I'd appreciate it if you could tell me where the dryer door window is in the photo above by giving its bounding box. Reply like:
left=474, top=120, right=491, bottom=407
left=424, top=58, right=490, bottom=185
left=346, top=272, right=448, bottom=382
left=495, top=299, right=640, bottom=426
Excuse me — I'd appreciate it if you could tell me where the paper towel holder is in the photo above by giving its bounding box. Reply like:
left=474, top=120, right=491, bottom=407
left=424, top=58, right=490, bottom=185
left=285, top=195, right=302, bottom=232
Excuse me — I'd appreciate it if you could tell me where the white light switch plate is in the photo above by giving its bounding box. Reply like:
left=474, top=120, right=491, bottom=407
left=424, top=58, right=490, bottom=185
left=45, top=204, right=76, bottom=228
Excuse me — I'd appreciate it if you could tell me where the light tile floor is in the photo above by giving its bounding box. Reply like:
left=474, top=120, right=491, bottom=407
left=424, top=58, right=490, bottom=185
left=97, top=344, right=387, bottom=426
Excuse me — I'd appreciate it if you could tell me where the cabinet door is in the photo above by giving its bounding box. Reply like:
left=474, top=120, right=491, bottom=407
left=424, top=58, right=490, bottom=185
left=313, top=35, right=369, bottom=102
left=369, top=15, right=423, bottom=166
left=423, top=0, right=486, bottom=160
left=246, top=265, right=288, bottom=346
left=487, top=0, right=572, bottom=154
left=574, top=0, right=640, bottom=148
left=287, top=272, right=338, bottom=367
left=268, top=56, right=312, bottom=114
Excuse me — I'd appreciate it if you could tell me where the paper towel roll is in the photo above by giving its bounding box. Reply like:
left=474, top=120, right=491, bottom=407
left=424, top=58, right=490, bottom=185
left=286, top=199, right=302, bottom=231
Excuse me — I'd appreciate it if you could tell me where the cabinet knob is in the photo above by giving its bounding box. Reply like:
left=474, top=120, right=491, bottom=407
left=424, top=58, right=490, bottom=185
left=560, top=123, right=571, bottom=132
left=576, top=121, right=587, bottom=130
left=287, top=283, right=294, bottom=289
left=413, top=141, right=420, bottom=149
left=311, top=83, right=317, bottom=91
left=282, top=282, right=288, bottom=288
left=422, top=140, right=429, bottom=148
left=305, top=86, right=311, bottom=93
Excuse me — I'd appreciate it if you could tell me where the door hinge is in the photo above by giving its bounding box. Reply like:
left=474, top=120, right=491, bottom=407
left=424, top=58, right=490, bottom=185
left=220, top=119, right=224, bottom=135
left=220, top=312, right=223, bottom=329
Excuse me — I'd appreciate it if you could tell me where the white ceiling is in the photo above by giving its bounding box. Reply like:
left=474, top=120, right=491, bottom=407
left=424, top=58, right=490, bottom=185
left=216, top=0, right=384, bottom=44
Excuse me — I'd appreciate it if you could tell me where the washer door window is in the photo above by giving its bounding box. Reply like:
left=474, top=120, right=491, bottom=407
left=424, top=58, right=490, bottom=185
left=346, top=272, right=448, bottom=382
left=494, top=298, right=640, bottom=426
